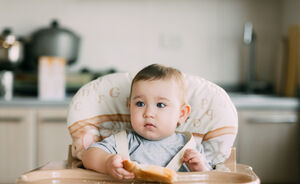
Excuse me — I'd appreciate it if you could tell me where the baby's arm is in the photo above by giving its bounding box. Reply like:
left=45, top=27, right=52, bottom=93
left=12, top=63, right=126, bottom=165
left=182, top=148, right=210, bottom=172
left=82, top=147, right=134, bottom=179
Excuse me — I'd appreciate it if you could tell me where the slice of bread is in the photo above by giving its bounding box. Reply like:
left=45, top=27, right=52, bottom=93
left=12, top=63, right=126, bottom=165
left=123, top=160, right=177, bottom=183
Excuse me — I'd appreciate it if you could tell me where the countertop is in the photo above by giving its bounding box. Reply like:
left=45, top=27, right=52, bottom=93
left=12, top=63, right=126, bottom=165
left=228, top=93, right=299, bottom=110
left=0, top=93, right=299, bottom=110
left=0, top=97, right=72, bottom=107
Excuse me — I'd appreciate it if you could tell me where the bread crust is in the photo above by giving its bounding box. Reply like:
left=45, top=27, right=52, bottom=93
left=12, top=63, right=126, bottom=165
left=123, top=160, right=177, bottom=183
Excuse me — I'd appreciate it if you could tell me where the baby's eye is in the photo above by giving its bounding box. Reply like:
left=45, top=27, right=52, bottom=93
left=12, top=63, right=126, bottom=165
left=157, top=103, right=166, bottom=108
left=136, top=101, right=145, bottom=107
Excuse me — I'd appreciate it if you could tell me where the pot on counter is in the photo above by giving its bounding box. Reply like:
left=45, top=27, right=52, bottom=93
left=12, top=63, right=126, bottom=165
left=27, top=20, right=80, bottom=69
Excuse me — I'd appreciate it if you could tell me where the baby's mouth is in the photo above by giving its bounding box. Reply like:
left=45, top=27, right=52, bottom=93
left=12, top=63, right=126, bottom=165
left=144, top=122, right=156, bottom=128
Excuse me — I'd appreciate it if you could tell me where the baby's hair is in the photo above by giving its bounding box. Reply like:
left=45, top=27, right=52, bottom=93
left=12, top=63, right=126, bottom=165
left=130, top=64, right=187, bottom=103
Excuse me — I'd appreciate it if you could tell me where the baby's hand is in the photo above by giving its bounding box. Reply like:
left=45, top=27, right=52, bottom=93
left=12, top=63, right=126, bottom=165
left=182, top=148, right=209, bottom=172
left=105, top=154, right=135, bottom=180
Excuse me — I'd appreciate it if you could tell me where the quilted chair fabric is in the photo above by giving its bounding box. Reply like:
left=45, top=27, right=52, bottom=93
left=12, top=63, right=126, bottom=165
left=67, top=73, right=238, bottom=167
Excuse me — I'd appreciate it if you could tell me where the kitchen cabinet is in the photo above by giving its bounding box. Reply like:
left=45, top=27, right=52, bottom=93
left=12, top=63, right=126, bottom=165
left=0, top=106, right=70, bottom=184
left=0, top=108, right=36, bottom=184
left=37, top=108, right=71, bottom=166
left=237, top=109, right=300, bottom=183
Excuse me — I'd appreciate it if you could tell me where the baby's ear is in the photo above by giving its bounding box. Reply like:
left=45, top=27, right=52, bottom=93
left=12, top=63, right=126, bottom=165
left=179, top=103, right=191, bottom=124
left=127, top=97, right=131, bottom=108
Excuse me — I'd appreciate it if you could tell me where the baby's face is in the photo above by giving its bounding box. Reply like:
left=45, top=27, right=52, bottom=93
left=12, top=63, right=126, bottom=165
left=129, top=79, right=183, bottom=140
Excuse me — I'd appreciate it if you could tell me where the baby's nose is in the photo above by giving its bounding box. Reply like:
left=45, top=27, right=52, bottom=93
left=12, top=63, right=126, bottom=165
left=143, top=105, right=155, bottom=118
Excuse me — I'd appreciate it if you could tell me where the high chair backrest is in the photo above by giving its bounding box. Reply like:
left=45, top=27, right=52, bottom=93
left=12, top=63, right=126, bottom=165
left=67, top=73, right=238, bottom=167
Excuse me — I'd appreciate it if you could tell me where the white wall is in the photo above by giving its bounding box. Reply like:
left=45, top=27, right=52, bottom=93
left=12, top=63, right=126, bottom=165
left=282, top=0, right=300, bottom=32
left=0, top=0, right=283, bottom=85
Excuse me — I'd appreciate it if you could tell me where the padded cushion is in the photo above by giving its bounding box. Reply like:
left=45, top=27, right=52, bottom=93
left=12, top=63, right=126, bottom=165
left=67, top=73, right=238, bottom=166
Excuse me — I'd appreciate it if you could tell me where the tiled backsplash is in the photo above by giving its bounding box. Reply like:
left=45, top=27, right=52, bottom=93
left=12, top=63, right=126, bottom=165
left=0, top=0, right=298, bottom=86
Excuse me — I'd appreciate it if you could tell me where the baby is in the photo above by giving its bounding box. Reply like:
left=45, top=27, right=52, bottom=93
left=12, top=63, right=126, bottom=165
left=82, top=64, right=210, bottom=180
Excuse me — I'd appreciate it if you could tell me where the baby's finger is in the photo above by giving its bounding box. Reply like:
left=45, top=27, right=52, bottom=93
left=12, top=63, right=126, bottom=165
left=183, top=149, right=191, bottom=158
left=123, top=174, right=135, bottom=180
left=183, top=149, right=197, bottom=161
left=116, top=167, right=135, bottom=178
left=188, top=156, right=201, bottom=164
left=185, top=149, right=198, bottom=156
left=110, top=170, right=123, bottom=179
left=184, top=149, right=193, bottom=156
left=185, top=148, right=194, bottom=152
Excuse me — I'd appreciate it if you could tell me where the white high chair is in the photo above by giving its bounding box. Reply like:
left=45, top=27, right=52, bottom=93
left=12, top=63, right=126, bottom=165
left=17, top=72, right=260, bottom=184
left=67, top=73, right=238, bottom=166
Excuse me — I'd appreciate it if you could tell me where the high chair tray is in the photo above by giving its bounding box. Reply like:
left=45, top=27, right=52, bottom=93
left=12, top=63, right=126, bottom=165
left=17, top=161, right=260, bottom=184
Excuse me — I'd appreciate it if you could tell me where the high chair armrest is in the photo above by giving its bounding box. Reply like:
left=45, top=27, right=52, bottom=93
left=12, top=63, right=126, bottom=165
left=215, top=147, right=236, bottom=172
left=224, top=147, right=236, bottom=165
left=67, top=144, right=83, bottom=169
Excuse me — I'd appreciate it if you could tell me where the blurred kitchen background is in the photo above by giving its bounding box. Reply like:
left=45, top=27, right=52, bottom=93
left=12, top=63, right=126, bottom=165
left=1, top=0, right=300, bottom=183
